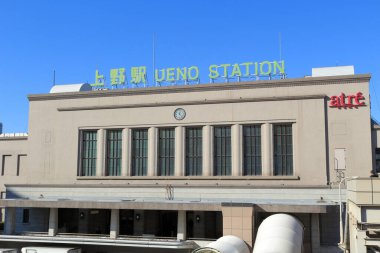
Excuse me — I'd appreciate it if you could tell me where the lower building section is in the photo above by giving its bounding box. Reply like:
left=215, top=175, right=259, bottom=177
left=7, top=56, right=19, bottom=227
left=0, top=205, right=342, bottom=253
left=0, top=185, right=345, bottom=252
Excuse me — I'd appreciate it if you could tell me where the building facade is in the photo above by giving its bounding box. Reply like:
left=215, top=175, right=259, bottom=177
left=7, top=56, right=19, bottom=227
left=0, top=67, right=378, bottom=253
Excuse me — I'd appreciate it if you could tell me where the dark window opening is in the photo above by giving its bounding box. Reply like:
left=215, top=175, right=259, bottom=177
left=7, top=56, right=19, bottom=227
left=158, top=128, right=175, bottom=176
left=22, top=209, right=30, bottom=224
left=80, top=130, right=97, bottom=176
left=214, top=126, right=231, bottom=176
left=131, top=129, right=148, bottom=176
left=186, top=127, right=203, bottom=176
left=243, top=125, right=262, bottom=175
left=106, top=130, right=122, bottom=176
left=273, top=124, right=293, bottom=175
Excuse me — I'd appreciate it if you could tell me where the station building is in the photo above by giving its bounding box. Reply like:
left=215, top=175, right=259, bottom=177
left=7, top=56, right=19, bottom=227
left=0, top=66, right=379, bottom=253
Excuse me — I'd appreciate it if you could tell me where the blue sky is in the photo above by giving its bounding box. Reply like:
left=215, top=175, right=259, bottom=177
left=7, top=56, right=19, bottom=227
left=0, top=0, right=379, bottom=132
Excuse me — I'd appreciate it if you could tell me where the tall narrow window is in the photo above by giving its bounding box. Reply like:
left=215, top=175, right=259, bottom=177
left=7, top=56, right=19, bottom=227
left=376, top=148, right=380, bottom=173
left=243, top=125, right=262, bottom=175
left=106, top=129, right=122, bottom=176
left=214, top=126, right=231, bottom=176
left=186, top=127, right=203, bottom=176
left=131, top=129, right=148, bottom=176
left=273, top=124, right=293, bottom=175
left=158, top=128, right=175, bottom=176
left=80, top=131, right=97, bottom=176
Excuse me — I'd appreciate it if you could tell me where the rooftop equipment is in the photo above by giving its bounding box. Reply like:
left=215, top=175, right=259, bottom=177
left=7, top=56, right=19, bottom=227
left=49, top=83, right=92, bottom=93
left=312, top=66, right=354, bottom=77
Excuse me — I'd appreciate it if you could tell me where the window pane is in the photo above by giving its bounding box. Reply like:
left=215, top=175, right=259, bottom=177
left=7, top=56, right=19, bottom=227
left=158, top=128, right=175, bottom=176
left=243, top=125, right=262, bottom=175
left=273, top=124, right=293, bottom=175
left=214, top=126, right=231, bottom=176
left=132, top=129, right=148, bottom=176
left=186, top=127, right=203, bottom=176
left=81, top=130, right=97, bottom=176
left=106, top=129, right=122, bottom=176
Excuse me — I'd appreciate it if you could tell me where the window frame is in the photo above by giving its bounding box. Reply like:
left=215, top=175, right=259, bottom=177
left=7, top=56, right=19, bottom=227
left=273, top=123, right=293, bottom=176
left=79, top=130, right=98, bottom=176
left=213, top=125, right=232, bottom=176
left=131, top=128, right=149, bottom=176
left=158, top=127, right=175, bottom=176
left=185, top=127, right=203, bottom=176
left=105, top=129, right=123, bottom=176
left=243, top=124, right=262, bottom=176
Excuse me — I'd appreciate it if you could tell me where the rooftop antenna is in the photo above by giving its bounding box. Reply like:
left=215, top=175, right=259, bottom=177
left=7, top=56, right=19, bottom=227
left=279, top=32, right=282, bottom=61
left=153, top=33, right=156, bottom=86
left=53, top=70, right=56, bottom=86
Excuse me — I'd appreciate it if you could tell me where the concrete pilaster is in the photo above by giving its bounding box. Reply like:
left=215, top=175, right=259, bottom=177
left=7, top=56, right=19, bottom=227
left=292, top=122, right=297, bottom=175
left=122, top=128, right=131, bottom=176
left=311, top=213, right=321, bottom=253
left=175, top=126, right=185, bottom=176
left=48, top=208, right=58, bottom=236
left=110, top=209, right=120, bottom=239
left=177, top=210, right=186, bottom=241
left=96, top=129, right=105, bottom=176
left=262, top=123, right=272, bottom=176
left=4, top=207, right=16, bottom=235
left=148, top=127, right=157, bottom=176
left=203, top=125, right=213, bottom=176
left=232, top=124, right=242, bottom=176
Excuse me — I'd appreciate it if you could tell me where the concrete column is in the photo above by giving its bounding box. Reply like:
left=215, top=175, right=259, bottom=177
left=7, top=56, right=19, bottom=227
left=177, top=210, right=187, bottom=241
left=175, top=126, right=185, bottom=176
left=4, top=207, right=16, bottom=235
left=262, top=123, right=272, bottom=176
left=311, top=214, right=321, bottom=253
left=121, top=128, right=131, bottom=176
left=355, top=230, right=367, bottom=253
left=96, top=129, right=105, bottom=176
left=203, top=125, right=213, bottom=176
left=110, top=209, right=120, bottom=239
left=148, top=127, right=157, bottom=176
left=232, top=124, right=242, bottom=176
left=48, top=208, right=58, bottom=236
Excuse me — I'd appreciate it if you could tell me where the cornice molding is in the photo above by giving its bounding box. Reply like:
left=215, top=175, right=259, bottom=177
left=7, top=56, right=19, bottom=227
left=57, top=94, right=326, bottom=111
left=28, top=74, right=371, bottom=101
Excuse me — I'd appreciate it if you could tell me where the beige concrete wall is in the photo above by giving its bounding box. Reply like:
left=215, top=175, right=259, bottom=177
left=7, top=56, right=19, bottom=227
left=347, top=178, right=380, bottom=205
left=222, top=205, right=254, bottom=247
left=0, top=137, right=28, bottom=194
left=0, top=137, right=28, bottom=222
left=21, top=75, right=372, bottom=188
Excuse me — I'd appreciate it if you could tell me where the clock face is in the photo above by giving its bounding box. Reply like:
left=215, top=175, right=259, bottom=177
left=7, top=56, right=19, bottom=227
left=174, top=108, right=186, bottom=120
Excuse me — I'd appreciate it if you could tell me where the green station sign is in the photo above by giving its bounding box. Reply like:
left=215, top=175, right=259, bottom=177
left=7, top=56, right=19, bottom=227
left=91, top=60, right=285, bottom=87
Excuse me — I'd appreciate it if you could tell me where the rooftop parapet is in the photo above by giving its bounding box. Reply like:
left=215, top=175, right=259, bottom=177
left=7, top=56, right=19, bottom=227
left=0, top=133, right=28, bottom=139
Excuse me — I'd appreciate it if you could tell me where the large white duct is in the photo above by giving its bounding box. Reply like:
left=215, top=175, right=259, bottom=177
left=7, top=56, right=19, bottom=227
left=192, top=235, right=250, bottom=253
left=252, top=214, right=304, bottom=253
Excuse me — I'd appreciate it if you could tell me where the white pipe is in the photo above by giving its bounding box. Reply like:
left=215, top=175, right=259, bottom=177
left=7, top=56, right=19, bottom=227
left=192, top=235, right=250, bottom=253
left=252, top=214, right=304, bottom=253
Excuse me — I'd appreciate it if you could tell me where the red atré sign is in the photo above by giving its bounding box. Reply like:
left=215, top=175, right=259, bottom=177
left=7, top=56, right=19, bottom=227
left=329, top=92, right=366, bottom=108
